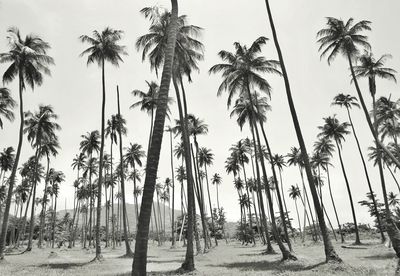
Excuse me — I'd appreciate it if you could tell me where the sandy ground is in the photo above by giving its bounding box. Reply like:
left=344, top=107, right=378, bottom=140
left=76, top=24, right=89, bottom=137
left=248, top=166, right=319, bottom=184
left=0, top=238, right=398, bottom=275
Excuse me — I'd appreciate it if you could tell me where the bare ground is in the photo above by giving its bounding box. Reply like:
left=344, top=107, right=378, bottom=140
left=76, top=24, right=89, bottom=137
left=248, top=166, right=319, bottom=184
left=0, top=239, right=397, bottom=275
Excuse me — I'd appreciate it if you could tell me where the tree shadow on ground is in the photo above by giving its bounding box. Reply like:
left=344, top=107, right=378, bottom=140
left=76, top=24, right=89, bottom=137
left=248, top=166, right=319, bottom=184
left=362, top=252, right=395, bottom=260
left=115, top=269, right=183, bottom=276
left=148, top=258, right=183, bottom=264
left=208, top=259, right=325, bottom=272
left=37, top=262, right=87, bottom=269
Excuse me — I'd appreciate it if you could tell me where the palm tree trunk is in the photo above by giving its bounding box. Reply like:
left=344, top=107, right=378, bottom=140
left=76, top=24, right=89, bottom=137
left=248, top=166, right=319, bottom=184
left=27, top=145, right=41, bottom=251
left=116, top=86, right=133, bottom=257
left=52, top=196, right=57, bottom=248
left=264, top=0, right=340, bottom=262
left=386, top=163, right=400, bottom=193
left=335, top=141, right=361, bottom=244
left=0, top=71, right=25, bottom=259
left=299, top=168, right=318, bottom=241
left=170, top=130, right=176, bottom=248
left=204, top=165, right=217, bottom=246
left=346, top=107, right=385, bottom=242
left=131, top=0, right=179, bottom=273
left=294, top=199, right=302, bottom=237
left=326, top=167, right=344, bottom=243
left=38, top=155, right=51, bottom=248
left=260, top=123, right=292, bottom=251
left=93, top=58, right=106, bottom=260
left=241, top=161, right=255, bottom=245
left=171, top=76, right=196, bottom=269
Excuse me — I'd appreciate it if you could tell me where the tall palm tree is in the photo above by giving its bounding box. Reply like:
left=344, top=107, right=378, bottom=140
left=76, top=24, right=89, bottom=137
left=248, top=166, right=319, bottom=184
left=0, top=147, right=14, bottom=224
left=80, top=131, right=100, bottom=247
left=318, top=116, right=361, bottom=244
left=48, top=169, right=65, bottom=248
left=314, top=138, right=345, bottom=243
left=37, top=136, right=60, bottom=248
left=288, top=185, right=302, bottom=236
left=0, top=87, right=16, bottom=129
left=0, top=27, right=54, bottom=259
left=332, top=93, right=385, bottom=242
left=24, top=105, right=60, bottom=251
left=211, top=173, right=222, bottom=211
left=317, top=17, right=400, bottom=254
left=165, top=125, right=177, bottom=247
left=80, top=27, right=127, bottom=260
left=132, top=1, right=179, bottom=274
left=114, top=86, right=132, bottom=257
left=198, top=147, right=218, bottom=245
left=210, top=38, right=294, bottom=259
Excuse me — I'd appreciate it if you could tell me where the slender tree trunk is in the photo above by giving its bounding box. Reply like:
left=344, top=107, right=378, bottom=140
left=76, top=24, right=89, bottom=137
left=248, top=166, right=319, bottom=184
left=169, top=130, right=176, bottom=248
left=241, top=161, right=255, bottom=245
left=335, top=141, right=361, bottom=244
left=38, top=155, right=51, bottom=248
left=326, top=167, right=344, bottom=243
left=260, top=123, right=292, bottom=251
left=27, top=145, right=41, bottom=251
left=346, top=107, right=385, bottom=242
left=264, top=0, right=340, bottom=262
left=131, top=1, right=179, bottom=273
left=204, top=166, right=217, bottom=246
left=0, top=71, right=25, bottom=259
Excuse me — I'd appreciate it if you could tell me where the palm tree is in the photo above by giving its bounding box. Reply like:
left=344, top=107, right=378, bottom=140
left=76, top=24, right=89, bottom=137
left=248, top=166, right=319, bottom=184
left=263, top=1, right=340, bottom=262
left=80, top=130, right=100, bottom=247
left=115, top=86, right=132, bottom=257
left=80, top=27, right=126, bottom=259
left=0, top=147, right=14, bottom=224
left=317, top=17, right=400, bottom=254
left=124, top=142, right=145, bottom=223
left=0, top=87, right=16, bottom=129
left=0, top=27, right=54, bottom=259
left=318, top=116, right=361, bottom=244
left=37, top=136, right=60, bottom=248
left=211, top=173, right=222, bottom=212
left=198, top=147, right=218, bottom=246
left=210, top=37, right=294, bottom=258
left=132, top=1, right=179, bottom=274
left=288, top=185, right=302, bottom=236
left=165, top=125, right=177, bottom=247
left=24, top=105, right=60, bottom=251
left=332, top=93, right=385, bottom=242
left=48, top=169, right=65, bottom=248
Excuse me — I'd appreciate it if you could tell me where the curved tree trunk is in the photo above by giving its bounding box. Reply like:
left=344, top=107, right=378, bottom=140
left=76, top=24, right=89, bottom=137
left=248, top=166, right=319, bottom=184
left=131, top=1, right=179, bottom=273
left=263, top=0, right=340, bottom=262
left=0, top=72, right=25, bottom=259
left=38, top=155, right=51, bottom=248
left=169, top=130, right=176, bottom=248
left=204, top=165, right=217, bottom=246
left=326, top=167, right=344, bottom=243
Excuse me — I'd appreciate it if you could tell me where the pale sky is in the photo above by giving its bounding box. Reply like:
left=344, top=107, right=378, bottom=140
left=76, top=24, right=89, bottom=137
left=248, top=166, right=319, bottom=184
left=0, top=0, right=399, bottom=225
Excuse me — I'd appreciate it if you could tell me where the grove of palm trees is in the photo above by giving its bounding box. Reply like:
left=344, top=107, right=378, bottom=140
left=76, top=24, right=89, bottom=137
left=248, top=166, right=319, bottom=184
left=1, top=1, right=400, bottom=275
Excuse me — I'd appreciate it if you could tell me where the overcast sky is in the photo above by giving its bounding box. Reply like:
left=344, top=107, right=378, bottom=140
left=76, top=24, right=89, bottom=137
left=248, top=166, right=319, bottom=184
left=0, top=0, right=399, bottom=225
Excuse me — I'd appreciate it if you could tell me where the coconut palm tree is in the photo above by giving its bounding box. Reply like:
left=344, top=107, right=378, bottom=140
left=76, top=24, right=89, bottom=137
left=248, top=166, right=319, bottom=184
left=80, top=27, right=127, bottom=260
left=333, top=93, right=385, bottom=242
left=210, top=37, right=296, bottom=258
left=318, top=116, right=361, bottom=244
left=124, top=143, right=145, bottom=222
left=115, top=86, right=132, bottom=257
left=80, top=131, right=100, bottom=247
left=0, top=147, right=14, bottom=223
left=263, top=1, right=340, bottom=261
left=24, top=105, right=60, bottom=251
left=0, top=87, right=16, bottom=130
left=165, top=125, right=177, bottom=247
left=314, top=138, right=345, bottom=243
left=288, top=185, right=302, bottom=236
left=0, top=27, right=54, bottom=259
left=37, top=136, right=60, bottom=248
left=376, top=97, right=400, bottom=145
left=317, top=17, right=400, bottom=254
left=48, top=169, right=65, bottom=248
left=211, top=173, right=222, bottom=211
left=132, top=1, right=179, bottom=274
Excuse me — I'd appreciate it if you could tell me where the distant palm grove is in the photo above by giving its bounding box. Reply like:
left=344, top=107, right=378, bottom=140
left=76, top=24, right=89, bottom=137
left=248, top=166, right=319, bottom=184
left=1, top=1, right=400, bottom=276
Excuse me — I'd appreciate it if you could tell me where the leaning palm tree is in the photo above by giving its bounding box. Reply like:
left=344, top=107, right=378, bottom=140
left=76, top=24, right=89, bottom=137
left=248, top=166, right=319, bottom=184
left=165, top=125, right=177, bottom=247
left=317, top=17, right=400, bottom=254
left=132, top=1, right=179, bottom=274
left=80, top=27, right=127, bottom=260
left=24, top=105, right=60, bottom=251
left=288, top=185, right=302, bottom=236
left=263, top=2, right=340, bottom=262
left=210, top=38, right=295, bottom=259
left=0, top=87, right=16, bottom=129
left=332, top=93, right=385, bottom=242
left=0, top=27, right=54, bottom=259
left=318, top=116, right=361, bottom=245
